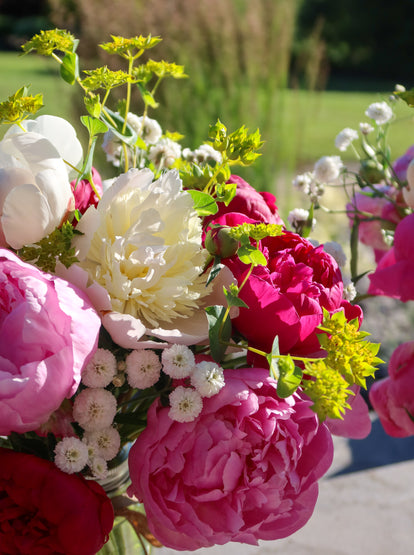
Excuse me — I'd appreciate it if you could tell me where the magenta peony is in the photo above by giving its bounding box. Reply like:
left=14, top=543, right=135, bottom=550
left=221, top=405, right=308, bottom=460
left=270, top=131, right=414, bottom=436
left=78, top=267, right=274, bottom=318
left=211, top=212, right=360, bottom=358
left=368, top=212, right=414, bottom=301
left=0, top=249, right=101, bottom=435
left=369, top=342, right=414, bottom=437
left=0, top=447, right=114, bottom=554
left=346, top=185, right=402, bottom=262
left=128, top=368, right=333, bottom=550
left=203, top=174, right=283, bottom=227
left=393, top=144, right=414, bottom=182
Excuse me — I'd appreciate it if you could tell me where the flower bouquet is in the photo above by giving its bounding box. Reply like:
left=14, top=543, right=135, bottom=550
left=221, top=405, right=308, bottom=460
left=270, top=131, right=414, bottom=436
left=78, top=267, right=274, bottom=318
left=0, top=30, right=382, bottom=554
left=292, top=89, right=414, bottom=439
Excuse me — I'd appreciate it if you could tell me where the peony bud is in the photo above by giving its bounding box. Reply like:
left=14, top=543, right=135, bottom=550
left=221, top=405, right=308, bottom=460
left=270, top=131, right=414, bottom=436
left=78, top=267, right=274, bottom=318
left=205, top=226, right=239, bottom=258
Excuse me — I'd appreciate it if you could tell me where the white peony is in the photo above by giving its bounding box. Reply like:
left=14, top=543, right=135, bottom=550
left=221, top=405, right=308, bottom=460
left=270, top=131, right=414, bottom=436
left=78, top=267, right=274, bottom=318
left=0, top=123, right=77, bottom=249
left=73, top=168, right=225, bottom=347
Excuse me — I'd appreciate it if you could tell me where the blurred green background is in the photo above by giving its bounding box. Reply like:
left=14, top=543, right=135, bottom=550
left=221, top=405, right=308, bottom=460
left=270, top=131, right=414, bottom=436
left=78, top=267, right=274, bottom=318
left=1, top=0, right=414, bottom=218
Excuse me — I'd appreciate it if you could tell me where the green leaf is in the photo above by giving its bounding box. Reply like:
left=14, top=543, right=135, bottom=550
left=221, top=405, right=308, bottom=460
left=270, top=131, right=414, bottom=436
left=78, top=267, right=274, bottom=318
left=81, top=115, right=108, bottom=137
left=206, top=257, right=224, bottom=287
left=187, top=189, right=218, bottom=216
left=266, top=335, right=280, bottom=380
left=60, top=51, right=79, bottom=85
left=84, top=94, right=102, bottom=118
left=101, top=107, right=138, bottom=146
left=137, top=82, right=159, bottom=108
left=205, top=305, right=231, bottom=363
left=215, top=181, right=237, bottom=206
left=237, top=244, right=267, bottom=266
left=276, top=357, right=303, bottom=398
left=223, top=285, right=249, bottom=308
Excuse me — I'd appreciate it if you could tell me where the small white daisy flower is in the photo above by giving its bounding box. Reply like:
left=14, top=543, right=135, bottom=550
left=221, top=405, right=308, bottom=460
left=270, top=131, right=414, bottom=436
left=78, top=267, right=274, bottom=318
left=73, top=388, right=117, bottom=432
left=89, top=456, right=108, bottom=480
left=343, top=277, right=357, bottom=301
left=161, top=344, right=195, bottom=379
left=323, top=241, right=347, bottom=267
left=191, top=361, right=225, bottom=398
left=84, top=427, right=121, bottom=461
left=314, top=155, right=343, bottom=183
left=169, top=386, right=203, bottom=422
left=125, top=350, right=162, bottom=389
left=194, top=144, right=222, bottom=164
left=359, top=122, right=374, bottom=135
left=365, top=101, right=393, bottom=125
left=82, top=349, right=117, bottom=388
left=292, top=172, right=313, bottom=194
left=148, top=138, right=182, bottom=169
left=127, top=113, right=162, bottom=145
left=287, top=208, right=316, bottom=232
left=335, top=128, right=358, bottom=152
left=102, top=130, right=122, bottom=167
left=54, top=437, right=89, bottom=474
left=394, top=84, right=406, bottom=93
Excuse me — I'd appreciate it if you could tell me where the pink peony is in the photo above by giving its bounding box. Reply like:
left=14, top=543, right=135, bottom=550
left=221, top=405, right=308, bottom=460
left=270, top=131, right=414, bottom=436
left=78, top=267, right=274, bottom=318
left=393, top=144, right=414, bottom=182
left=203, top=174, right=283, bottom=227
left=369, top=342, right=414, bottom=437
left=128, top=368, right=333, bottom=550
left=212, top=212, right=361, bottom=358
left=70, top=167, right=103, bottom=215
left=368, top=212, right=414, bottom=301
left=0, top=249, right=101, bottom=435
left=346, top=185, right=402, bottom=262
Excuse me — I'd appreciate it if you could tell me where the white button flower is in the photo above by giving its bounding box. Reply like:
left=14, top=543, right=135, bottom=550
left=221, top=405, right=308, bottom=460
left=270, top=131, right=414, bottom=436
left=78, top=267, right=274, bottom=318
left=365, top=101, right=393, bottom=125
left=313, top=155, right=343, bottom=183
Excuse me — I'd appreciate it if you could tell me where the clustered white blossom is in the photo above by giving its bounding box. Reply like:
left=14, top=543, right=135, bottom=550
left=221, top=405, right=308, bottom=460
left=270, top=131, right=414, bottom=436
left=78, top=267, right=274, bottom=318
left=148, top=137, right=182, bottom=169
left=342, top=277, right=357, bottom=302
left=182, top=143, right=222, bottom=165
left=287, top=208, right=316, bottom=233
left=365, top=101, right=393, bottom=125
left=335, top=127, right=358, bottom=152
left=125, top=349, right=162, bottom=389
left=313, top=155, right=343, bottom=183
left=81, top=348, right=117, bottom=388
left=102, top=112, right=179, bottom=170
left=55, top=344, right=226, bottom=476
left=359, top=122, right=374, bottom=135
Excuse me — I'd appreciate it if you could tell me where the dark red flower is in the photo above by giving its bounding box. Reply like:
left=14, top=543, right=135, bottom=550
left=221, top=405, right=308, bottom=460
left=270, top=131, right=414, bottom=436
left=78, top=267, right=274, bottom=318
left=0, top=448, right=114, bottom=555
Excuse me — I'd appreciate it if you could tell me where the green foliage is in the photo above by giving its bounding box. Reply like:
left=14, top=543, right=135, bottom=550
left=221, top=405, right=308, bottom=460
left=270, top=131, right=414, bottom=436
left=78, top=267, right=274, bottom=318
left=18, top=222, right=80, bottom=273
left=99, top=34, right=162, bottom=58
left=206, top=305, right=232, bottom=363
left=21, top=28, right=77, bottom=56
left=0, top=86, right=43, bottom=125
left=209, top=120, right=263, bottom=166
left=82, top=67, right=137, bottom=92
left=317, top=308, right=382, bottom=388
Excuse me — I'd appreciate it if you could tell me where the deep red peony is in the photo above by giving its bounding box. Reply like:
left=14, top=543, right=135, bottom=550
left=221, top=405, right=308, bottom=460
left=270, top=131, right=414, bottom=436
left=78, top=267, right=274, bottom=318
left=0, top=448, right=114, bottom=555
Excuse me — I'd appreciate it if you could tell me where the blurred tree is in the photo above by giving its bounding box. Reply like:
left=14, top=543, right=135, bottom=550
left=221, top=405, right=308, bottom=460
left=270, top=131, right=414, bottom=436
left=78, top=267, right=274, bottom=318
left=294, top=0, right=414, bottom=85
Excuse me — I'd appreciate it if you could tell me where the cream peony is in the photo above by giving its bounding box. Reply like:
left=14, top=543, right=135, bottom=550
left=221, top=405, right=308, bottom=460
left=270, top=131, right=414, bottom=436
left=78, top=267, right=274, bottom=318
left=74, top=168, right=216, bottom=346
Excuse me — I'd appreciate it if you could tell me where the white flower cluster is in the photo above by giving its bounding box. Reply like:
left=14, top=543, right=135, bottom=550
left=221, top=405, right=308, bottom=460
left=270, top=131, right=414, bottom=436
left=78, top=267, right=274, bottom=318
left=102, top=112, right=181, bottom=170
left=55, top=345, right=226, bottom=473
left=182, top=143, right=222, bottom=165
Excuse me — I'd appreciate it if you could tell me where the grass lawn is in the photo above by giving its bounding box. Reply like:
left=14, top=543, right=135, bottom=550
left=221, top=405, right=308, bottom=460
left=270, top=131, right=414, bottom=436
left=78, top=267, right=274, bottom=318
left=0, top=51, right=77, bottom=136
left=1, top=50, right=413, bottom=177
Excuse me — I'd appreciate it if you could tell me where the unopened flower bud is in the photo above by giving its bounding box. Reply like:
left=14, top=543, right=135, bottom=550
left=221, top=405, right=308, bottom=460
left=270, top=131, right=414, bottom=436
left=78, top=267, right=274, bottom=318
left=205, top=226, right=239, bottom=258
left=359, top=159, right=384, bottom=184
